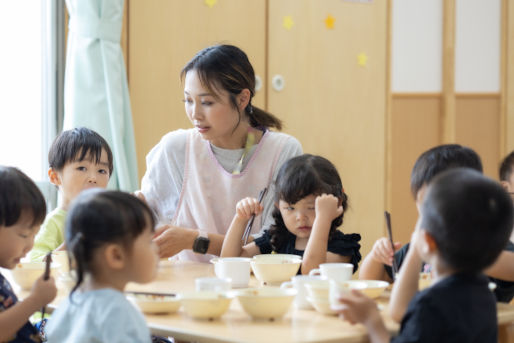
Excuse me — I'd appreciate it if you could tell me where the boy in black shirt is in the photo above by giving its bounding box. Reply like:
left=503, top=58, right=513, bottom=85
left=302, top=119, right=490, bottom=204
left=334, top=169, right=513, bottom=343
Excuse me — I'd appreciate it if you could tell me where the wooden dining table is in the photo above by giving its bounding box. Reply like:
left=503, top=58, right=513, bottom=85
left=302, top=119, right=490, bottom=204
left=6, top=260, right=514, bottom=343
left=125, top=260, right=514, bottom=343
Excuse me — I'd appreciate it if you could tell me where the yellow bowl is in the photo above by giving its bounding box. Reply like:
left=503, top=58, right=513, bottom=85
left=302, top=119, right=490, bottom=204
left=8, top=261, right=60, bottom=290
left=355, top=280, right=389, bottom=299
left=419, top=272, right=432, bottom=290
left=304, top=279, right=330, bottom=299
left=236, top=287, right=296, bottom=320
left=179, top=291, right=233, bottom=320
left=250, top=254, right=302, bottom=285
left=306, top=296, right=337, bottom=316
left=127, top=294, right=181, bottom=314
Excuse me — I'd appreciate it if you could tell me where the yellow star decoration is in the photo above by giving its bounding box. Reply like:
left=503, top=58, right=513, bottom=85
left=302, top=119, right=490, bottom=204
left=283, top=16, right=294, bottom=30
left=357, top=52, right=368, bottom=67
left=325, top=15, right=335, bottom=29
left=205, top=0, right=217, bottom=8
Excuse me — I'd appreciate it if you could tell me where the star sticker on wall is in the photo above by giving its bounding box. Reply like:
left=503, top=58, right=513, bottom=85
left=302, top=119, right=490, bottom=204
left=205, top=0, right=217, bottom=8
left=357, top=52, right=368, bottom=67
left=325, top=15, right=335, bottom=29
left=283, top=16, right=294, bottom=30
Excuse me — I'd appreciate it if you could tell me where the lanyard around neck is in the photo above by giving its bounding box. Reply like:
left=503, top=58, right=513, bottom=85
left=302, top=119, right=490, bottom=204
left=232, top=131, right=256, bottom=175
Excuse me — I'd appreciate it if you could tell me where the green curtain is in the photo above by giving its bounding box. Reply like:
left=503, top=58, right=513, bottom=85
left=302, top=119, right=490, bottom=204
left=63, top=0, right=138, bottom=191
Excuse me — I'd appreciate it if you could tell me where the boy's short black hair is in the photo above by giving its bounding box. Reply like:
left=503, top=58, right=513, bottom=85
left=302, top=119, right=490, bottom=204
left=0, top=166, right=46, bottom=227
left=499, top=151, right=514, bottom=182
left=421, top=168, right=513, bottom=273
left=410, top=144, right=482, bottom=198
left=49, top=127, right=113, bottom=175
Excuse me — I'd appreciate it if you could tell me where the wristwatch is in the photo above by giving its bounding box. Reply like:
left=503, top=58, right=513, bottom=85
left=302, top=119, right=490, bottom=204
left=192, top=231, right=210, bottom=254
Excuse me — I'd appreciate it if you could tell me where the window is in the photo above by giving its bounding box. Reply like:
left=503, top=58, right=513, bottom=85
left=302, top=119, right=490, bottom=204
left=0, top=0, right=65, bottom=209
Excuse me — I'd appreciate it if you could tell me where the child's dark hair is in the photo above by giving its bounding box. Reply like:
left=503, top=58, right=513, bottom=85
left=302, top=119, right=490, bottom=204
left=410, top=144, right=482, bottom=198
left=65, top=189, right=155, bottom=295
left=269, top=154, right=348, bottom=251
left=49, top=127, right=114, bottom=175
left=181, top=44, right=282, bottom=130
left=0, top=166, right=46, bottom=228
left=421, top=168, right=513, bottom=273
left=499, top=151, right=514, bottom=182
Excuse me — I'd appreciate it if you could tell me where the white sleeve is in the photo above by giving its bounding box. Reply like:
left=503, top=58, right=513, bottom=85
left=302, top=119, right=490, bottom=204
left=259, top=134, right=303, bottom=233
left=140, top=130, right=188, bottom=225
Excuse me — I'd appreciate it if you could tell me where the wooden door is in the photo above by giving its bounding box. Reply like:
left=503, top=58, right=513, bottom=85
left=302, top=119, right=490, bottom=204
left=267, top=0, right=388, bottom=256
left=128, top=0, right=266, bottom=176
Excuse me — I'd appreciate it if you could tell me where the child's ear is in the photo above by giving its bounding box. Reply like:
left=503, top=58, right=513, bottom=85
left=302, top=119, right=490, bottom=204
left=274, top=201, right=279, bottom=209
left=48, top=168, right=61, bottom=186
left=420, top=230, right=438, bottom=255
left=103, top=244, right=126, bottom=270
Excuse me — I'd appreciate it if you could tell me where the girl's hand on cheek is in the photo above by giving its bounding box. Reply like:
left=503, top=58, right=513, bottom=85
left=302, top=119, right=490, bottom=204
left=315, top=194, right=343, bottom=220
left=235, top=197, right=263, bottom=220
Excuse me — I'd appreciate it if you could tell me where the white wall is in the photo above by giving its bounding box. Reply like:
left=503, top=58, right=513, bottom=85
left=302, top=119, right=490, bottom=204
left=392, top=0, right=442, bottom=92
left=455, top=0, right=501, bottom=92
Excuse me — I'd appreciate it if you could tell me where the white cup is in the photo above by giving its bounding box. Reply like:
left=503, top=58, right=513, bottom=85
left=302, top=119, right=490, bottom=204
left=195, top=277, right=232, bottom=292
left=211, top=257, right=251, bottom=288
left=308, top=263, right=353, bottom=282
left=281, top=275, right=322, bottom=309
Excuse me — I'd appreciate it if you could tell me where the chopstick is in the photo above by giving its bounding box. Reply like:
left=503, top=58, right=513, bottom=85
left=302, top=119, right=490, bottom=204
left=125, top=291, right=176, bottom=297
left=41, top=252, right=52, bottom=319
left=384, top=211, right=399, bottom=281
left=242, top=187, right=268, bottom=245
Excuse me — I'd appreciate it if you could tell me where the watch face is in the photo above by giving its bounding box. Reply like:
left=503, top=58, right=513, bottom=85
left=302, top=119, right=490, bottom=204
left=193, top=236, right=210, bottom=254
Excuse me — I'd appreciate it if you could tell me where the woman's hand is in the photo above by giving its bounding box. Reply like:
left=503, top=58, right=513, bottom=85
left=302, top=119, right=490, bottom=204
left=315, top=194, right=343, bottom=221
left=153, top=225, right=195, bottom=258
left=235, top=197, right=263, bottom=220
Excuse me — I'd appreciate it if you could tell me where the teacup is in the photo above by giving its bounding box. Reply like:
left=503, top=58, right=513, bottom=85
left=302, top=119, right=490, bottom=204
left=281, top=275, right=322, bottom=309
left=210, top=257, right=251, bottom=288
left=308, top=263, right=353, bottom=282
left=195, top=277, right=232, bottom=292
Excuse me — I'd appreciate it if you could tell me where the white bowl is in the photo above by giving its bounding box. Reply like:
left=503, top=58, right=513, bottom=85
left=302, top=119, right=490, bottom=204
left=250, top=254, right=302, bottom=285
left=179, top=291, right=233, bottom=320
left=236, top=287, right=296, bottom=320
left=304, top=279, right=330, bottom=299
left=8, top=262, right=60, bottom=290
left=354, top=280, right=389, bottom=299
left=127, top=294, right=181, bottom=314
left=307, top=296, right=337, bottom=316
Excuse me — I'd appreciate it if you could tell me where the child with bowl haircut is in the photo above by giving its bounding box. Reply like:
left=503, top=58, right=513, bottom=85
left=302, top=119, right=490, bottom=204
left=359, top=144, right=514, bottom=303
left=335, top=169, right=513, bottom=342
left=29, top=127, right=113, bottom=261
left=0, top=166, right=57, bottom=342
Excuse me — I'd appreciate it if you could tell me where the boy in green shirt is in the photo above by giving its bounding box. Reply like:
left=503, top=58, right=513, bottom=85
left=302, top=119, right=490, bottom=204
left=29, top=128, right=113, bottom=261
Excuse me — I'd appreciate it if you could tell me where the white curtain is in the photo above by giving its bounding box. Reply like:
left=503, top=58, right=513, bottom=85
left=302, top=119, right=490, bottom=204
left=64, top=0, right=138, bottom=191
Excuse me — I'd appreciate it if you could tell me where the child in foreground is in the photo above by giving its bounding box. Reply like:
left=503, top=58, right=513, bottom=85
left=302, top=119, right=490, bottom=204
left=45, top=190, right=158, bottom=342
left=221, top=154, right=361, bottom=274
left=0, top=166, right=57, bottom=342
left=335, top=169, right=513, bottom=342
left=29, top=127, right=113, bottom=261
